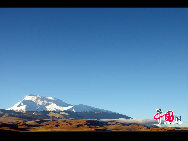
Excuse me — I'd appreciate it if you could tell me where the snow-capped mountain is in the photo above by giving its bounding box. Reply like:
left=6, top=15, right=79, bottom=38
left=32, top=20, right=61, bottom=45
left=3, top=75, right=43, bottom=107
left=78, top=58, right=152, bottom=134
left=7, top=95, right=113, bottom=113
left=7, top=95, right=73, bottom=112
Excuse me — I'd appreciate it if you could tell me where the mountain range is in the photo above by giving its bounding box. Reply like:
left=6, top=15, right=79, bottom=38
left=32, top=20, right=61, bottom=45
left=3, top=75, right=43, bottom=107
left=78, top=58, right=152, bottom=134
left=6, top=94, right=131, bottom=120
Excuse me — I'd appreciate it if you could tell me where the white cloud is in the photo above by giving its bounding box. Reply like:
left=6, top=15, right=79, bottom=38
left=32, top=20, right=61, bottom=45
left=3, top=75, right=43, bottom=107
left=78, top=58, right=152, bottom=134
left=100, top=118, right=159, bottom=125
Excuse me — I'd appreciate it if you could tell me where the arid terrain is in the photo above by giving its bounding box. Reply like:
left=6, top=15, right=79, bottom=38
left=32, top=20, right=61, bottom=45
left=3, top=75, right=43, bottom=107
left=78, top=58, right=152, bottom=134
left=0, top=117, right=188, bottom=132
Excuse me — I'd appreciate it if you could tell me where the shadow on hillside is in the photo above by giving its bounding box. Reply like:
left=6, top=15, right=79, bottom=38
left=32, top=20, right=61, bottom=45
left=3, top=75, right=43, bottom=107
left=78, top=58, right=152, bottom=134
left=0, top=123, right=30, bottom=132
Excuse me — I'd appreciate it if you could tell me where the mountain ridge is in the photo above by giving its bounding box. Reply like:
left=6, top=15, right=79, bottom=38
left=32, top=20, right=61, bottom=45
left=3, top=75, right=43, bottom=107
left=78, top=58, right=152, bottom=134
left=7, top=95, right=122, bottom=113
left=7, top=94, right=131, bottom=120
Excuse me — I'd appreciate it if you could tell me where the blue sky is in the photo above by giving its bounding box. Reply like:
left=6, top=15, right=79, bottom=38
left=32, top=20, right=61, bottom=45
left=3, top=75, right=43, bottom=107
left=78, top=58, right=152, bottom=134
left=0, top=8, right=187, bottom=125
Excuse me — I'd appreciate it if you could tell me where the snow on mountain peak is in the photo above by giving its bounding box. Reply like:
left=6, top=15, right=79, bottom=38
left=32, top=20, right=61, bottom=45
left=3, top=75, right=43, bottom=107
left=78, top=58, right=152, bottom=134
left=7, top=94, right=115, bottom=114
left=47, top=97, right=55, bottom=100
left=7, top=94, right=73, bottom=112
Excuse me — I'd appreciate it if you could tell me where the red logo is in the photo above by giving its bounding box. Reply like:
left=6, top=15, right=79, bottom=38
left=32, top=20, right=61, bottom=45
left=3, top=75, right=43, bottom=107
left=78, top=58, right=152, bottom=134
left=164, top=110, right=174, bottom=122
left=154, top=109, right=181, bottom=125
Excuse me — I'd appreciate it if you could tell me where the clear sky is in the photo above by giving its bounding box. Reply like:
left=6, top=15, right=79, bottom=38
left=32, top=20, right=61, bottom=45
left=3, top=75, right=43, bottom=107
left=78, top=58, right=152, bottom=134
left=0, top=8, right=187, bottom=125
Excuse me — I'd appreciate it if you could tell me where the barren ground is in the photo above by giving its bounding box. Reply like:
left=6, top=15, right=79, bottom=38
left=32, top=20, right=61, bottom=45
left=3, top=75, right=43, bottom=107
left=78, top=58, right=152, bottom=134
left=0, top=117, right=188, bottom=132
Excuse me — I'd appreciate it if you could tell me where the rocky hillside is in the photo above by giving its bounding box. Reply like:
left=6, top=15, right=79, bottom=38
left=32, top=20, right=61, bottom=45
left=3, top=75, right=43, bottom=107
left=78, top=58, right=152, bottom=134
left=0, top=109, right=130, bottom=120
